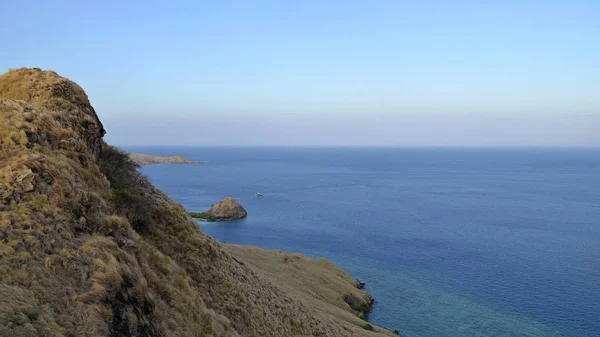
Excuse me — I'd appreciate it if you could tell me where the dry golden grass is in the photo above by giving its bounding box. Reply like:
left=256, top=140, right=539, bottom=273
left=0, top=68, right=396, bottom=337
left=223, top=244, right=393, bottom=336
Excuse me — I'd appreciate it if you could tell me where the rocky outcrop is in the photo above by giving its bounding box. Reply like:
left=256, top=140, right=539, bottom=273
left=193, top=196, right=247, bottom=221
left=0, top=67, right=105, bottom=156
left=344, top=293, right=373, bottom=314
left=127, top=152, right=197, bottom=166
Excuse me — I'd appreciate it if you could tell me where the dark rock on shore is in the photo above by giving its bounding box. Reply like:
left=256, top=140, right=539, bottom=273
left=344, top=293, right=373, bottom=315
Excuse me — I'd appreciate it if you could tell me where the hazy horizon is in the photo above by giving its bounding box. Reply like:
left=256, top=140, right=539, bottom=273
left=120, top=145, right=600, bottom=149
left=105, top=111, right=599, bottom=147
left=2, top=1, right=599, bottom=146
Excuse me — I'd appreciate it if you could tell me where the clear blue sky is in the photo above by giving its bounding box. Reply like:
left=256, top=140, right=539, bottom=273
left=1, top=0, right=599, bottom=146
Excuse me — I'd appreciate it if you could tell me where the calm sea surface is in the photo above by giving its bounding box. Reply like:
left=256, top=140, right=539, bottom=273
left=130, top=147, right=600, bottom=337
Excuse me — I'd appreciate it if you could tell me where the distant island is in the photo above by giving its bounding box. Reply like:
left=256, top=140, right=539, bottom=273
left=190, top=196, right=247, bottom=221
left=127, top=151, right=199, bottom=166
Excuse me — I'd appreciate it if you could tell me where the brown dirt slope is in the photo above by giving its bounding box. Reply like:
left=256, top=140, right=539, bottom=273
left=0, top=68, right=393, bottom=337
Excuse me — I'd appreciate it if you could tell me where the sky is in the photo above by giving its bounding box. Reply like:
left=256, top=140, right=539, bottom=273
left=1, top=0, right=599, bottom=146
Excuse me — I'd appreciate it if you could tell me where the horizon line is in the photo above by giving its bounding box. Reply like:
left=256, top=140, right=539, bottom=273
left=113, top=144, right=600, bottom=149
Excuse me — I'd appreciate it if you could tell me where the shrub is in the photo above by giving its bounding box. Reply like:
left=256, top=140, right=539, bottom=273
left=394, top=329, right=401, bottom=335
left=24, top=307, right=41, bottom=320
left=362, top=323, right=374, bottom=331
left=176, top=275, right=187, bottom=289
left=100, top=144, right=152, bottom=232
left=188, top=211, right=231, bottom=221
left=188, top=212, right=220, bottom=221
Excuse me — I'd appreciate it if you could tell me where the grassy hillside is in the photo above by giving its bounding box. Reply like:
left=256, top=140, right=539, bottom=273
left=0, top=68, right=394, bottom=337
left=224, top=244, right=384, bottom=333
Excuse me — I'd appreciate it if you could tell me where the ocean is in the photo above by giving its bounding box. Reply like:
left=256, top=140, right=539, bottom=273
left=129, top=147, right=600, bottom=337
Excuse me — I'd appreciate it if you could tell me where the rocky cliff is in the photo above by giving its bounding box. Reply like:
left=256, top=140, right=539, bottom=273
left=0, top=68, right=393, bottom=337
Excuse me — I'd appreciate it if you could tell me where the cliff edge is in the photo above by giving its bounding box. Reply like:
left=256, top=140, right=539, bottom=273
left=0, top=68, right=393, bottom=337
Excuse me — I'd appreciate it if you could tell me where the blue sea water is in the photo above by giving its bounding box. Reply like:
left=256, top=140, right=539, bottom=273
left=131, top=147, right=600, bottom=337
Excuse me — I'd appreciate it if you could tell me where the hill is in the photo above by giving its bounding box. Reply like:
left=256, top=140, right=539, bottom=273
left=0, top=68, right=394, bottom=337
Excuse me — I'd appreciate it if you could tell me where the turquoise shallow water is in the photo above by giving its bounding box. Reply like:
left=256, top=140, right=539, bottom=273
left=133, top=147, right=600, bottom=337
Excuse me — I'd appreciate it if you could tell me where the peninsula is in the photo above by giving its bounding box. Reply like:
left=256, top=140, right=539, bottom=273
left=127, top=151, right=197, bottom=166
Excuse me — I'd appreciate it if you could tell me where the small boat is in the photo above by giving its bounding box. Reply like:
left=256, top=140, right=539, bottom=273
left=256, top=192, right=263, bottom=197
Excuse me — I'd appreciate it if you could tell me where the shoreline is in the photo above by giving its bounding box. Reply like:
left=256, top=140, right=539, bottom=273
left=190, top=215, right=388, bottom=332
left=222, top=243, right=392, bottom=335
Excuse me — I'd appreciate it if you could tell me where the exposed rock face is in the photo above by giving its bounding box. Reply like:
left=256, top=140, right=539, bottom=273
left=0, top=68, right=392, bottom=337
left=344, top=293, right=374, bottom=319
left=127, top=152, right=197, bottom=166
left=0, top=67, right=105, bottom=157
left=205, top=196, right=247, bottom=220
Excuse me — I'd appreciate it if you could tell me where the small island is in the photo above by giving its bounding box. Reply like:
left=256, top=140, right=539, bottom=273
left=190, top=196, right=247, bottom=221
left=128, top=151, right=199, bottom=166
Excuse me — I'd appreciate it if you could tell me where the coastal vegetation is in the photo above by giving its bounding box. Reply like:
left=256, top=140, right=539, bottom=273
left=188, top=212, right=226, bottom=221
left=100, top=145, right=153, bottom=232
